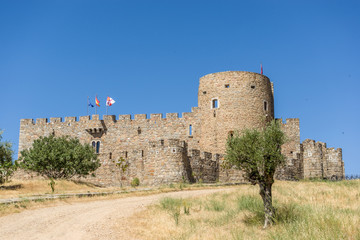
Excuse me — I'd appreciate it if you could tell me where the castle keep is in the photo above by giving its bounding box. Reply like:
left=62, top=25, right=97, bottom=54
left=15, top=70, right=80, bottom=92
left=18, top=71, right=345, bottom=186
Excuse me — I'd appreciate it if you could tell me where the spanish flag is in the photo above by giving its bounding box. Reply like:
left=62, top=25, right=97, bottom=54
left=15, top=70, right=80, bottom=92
left=95, top=96, right=100, bottom=107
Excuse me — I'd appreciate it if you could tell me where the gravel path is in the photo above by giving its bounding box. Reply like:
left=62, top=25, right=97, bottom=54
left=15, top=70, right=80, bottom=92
left=0, top=188, right=232, bottom=240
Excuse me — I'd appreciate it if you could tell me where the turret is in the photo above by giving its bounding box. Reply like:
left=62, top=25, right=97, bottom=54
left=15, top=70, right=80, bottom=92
left=198, top=71, right=274, bottom=153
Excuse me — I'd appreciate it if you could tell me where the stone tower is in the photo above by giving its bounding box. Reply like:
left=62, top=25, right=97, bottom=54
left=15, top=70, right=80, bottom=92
left=198, top=71, right=274, bottom=153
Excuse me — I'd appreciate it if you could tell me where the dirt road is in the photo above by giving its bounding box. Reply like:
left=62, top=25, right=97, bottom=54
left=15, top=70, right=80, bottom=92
left=0, top=188, right=232, bottom=240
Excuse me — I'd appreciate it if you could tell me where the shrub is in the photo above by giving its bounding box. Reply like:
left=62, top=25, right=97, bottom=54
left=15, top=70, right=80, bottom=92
left=19, top=135, right=100, bottom=192
left=0, top=130, right=16, bottom=184
left=131, top=177, right=140, bottom=187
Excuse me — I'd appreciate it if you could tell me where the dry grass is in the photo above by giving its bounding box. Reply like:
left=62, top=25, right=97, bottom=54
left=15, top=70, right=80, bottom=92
left=0, top=179, right=115, bottom=199
left=122, top=180, right=360, bottom=240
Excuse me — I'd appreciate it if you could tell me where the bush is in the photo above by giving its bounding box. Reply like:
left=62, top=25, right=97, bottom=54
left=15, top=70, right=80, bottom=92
left=0, top=130, right=16, bottom=184
left=160, top=197, right=183, bottom=225
left=20, top=135, right=100, bottom=180
left=131, top=177, right=140, bottom=187
left=19, top=135, right=100, bottom=192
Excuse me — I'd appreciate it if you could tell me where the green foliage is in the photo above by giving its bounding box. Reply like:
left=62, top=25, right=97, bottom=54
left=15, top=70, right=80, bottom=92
left=19, top=135, right=100, bottom=180
left=237, top=195, right=263, bottom=212
left=183, top=203, right=190, bottom=215
left=0, top=130, right=17, bottom=184
left=160, top=197, right=183, bottom=225
left=114, top=157, right=129, bottom=173
left=206, top=196, right=226, bottom=212
left=225, top=119, right=286, bottom=184
left=131, top=177, right=140, bottom=187
left=225, top=120, right=286, bottom=227
left=113, top=157, right=129, bottom=187
left=48, top=178, right=56, bottom=193
left=160, top=197, right=192, bottom=225
left=160, top=197, right=183, bottom=211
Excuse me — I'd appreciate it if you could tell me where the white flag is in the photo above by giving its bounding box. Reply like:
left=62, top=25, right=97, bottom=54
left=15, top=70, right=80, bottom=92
left=106, top=97, right=115, bottom=106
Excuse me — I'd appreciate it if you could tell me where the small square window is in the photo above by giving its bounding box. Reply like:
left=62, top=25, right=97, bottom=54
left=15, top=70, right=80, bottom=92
left=203, top=91, right=207, bottom=94
left=212, top=99, right=218, bottom=108
left=251, top=85, right=255, bottom=89
left=225, top=84, right=230, bottom=88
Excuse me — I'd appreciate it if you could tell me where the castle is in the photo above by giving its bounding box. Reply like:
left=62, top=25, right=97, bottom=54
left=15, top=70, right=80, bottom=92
left=18, top=71, right=345, bottom=186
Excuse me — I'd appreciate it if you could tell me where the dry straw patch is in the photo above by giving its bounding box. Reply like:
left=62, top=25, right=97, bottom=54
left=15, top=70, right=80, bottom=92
left=122, top=180, right=360, bottom=240
left=0, top=179, right=107, bottom=199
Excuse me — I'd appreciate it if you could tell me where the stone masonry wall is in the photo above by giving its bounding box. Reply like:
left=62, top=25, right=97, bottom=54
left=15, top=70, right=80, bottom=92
left=276, top=118, right=302, bottom=180
left=302, top=139, right=345, bottom=180
left=18, top=109, right=202, bottom=186
left=188, top=150, right=221, bottom=183
left=198, top=71, right=274, bottom=154
left=324, top=148, right=345, bottom=180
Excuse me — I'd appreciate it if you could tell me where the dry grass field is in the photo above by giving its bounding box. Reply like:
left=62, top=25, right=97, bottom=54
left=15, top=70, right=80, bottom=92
left=1, top=180, right=359, bottom=239
left=122, top=180, right=360, bottom=240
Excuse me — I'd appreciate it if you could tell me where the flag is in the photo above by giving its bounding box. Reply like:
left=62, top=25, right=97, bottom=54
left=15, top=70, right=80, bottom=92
left=88, top=102, right=94, bottom=107
left=95, top=96, right=100, bottom=107
left=106, top=97, right=115, bottom=106
left=261, top=64, right=263, bottom=75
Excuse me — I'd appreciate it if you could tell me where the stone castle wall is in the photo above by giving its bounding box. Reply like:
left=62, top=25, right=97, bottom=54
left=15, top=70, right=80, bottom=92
left=17, top=71, right=345, bottom=185
left=302, top=139, right=344, bottom=180
left=276, top=118, right=303, bottom=180
left=18, top=109, right=204, bottom=186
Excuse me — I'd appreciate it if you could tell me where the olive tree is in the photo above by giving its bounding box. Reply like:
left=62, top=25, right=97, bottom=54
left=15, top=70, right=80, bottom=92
left=20, top=135, right=100, bottom=191
left=224, top=120, right=286, bottom=228
left=0, top=130, right=17, bottom=184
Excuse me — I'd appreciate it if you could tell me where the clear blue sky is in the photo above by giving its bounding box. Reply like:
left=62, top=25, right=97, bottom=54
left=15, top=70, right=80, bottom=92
left=1, top=1, right=359, bottom=175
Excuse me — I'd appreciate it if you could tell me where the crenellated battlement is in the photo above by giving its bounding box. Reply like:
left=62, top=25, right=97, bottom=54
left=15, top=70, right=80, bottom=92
left=301, top=138, right=344, bottom=180
left=276, top=118, right=300, bottom=125
left=20, top=107, right=200, bottom=126
left=148, top=139, right=186, bottom=148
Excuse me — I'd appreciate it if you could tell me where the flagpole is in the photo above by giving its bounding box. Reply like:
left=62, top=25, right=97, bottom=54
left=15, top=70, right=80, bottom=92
left=87, top=96, right=89, bottom=116
left=106, top=96, right=108, bottom=115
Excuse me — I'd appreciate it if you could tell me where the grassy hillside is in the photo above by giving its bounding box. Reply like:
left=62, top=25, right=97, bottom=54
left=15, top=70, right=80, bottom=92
left=124, top=180, right=360, bottom=240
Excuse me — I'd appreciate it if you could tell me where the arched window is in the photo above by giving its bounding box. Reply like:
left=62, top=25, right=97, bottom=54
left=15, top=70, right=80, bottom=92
left=92, top=141, right=96, bottom=148
left=96, top=141, right=100, bottom=154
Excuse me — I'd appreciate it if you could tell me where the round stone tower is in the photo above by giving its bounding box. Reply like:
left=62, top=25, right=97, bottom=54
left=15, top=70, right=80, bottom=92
left=198, top=71, right=274, bottom=154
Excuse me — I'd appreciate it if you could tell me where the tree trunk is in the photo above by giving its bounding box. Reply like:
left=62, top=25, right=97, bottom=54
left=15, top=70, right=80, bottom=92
left=259, top=181, right=274, bottom=228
